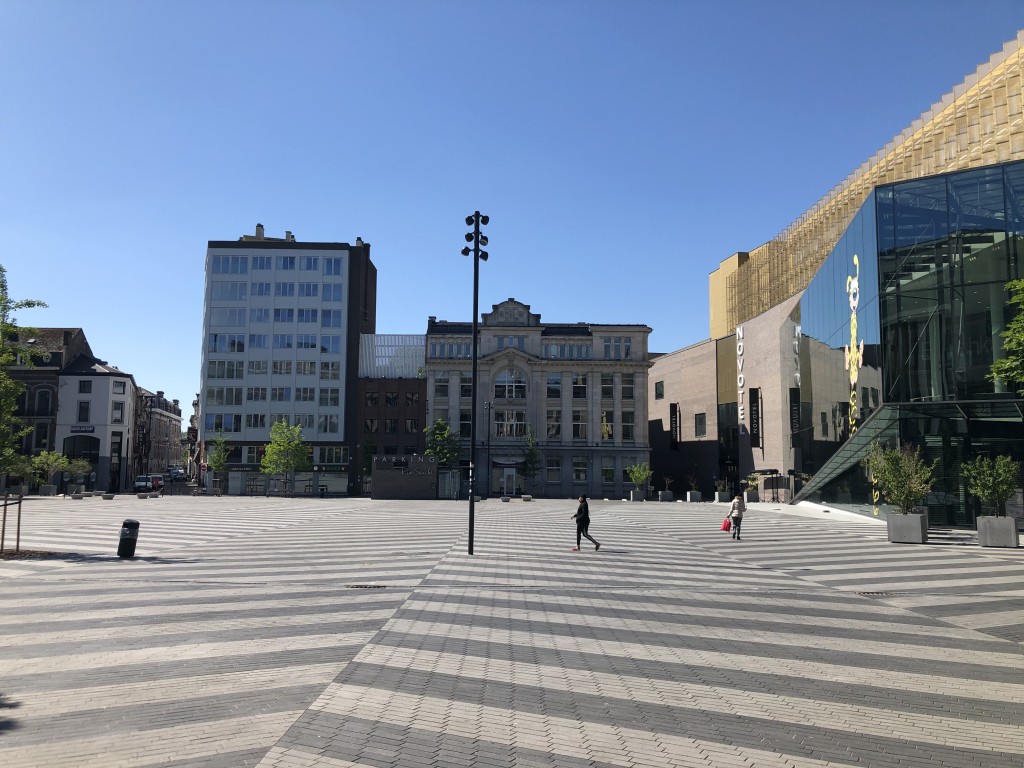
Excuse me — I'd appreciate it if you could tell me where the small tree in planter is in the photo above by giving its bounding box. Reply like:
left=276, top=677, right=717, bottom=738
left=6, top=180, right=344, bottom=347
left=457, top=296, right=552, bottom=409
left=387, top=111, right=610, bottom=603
left=67, top=458, right=92, bottom=493
left=659, top=475, right=675, bottom=502
left=741, top=473, right=760, bottom=503
left=714, top=478, right=730, bottom=503
left=625, top=462, right=652, bottom=502
left=863, top=442, right=936, bottom=543
left=521, top=425, right=542, bottom=496
left=32, top=450, right=68, bottom=495
left=207, top=432, right=230, bottom=495
left=685, top=473, right=701, bottom=502
left=962, top=454, right=1021, bottom=548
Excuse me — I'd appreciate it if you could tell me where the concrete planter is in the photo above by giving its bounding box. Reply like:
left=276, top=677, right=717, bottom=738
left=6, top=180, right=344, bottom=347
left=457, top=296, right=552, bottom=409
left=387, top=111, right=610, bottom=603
left=522, top=495, right=533, bottom=502
left=886, top=512, right=928, bottom=544
left=71, top=493, right=84, bottom=500
left=743, top=490, right=758, bottom=503
left=977, top=516, right=1019, bottom=548
left=658, top=491, right=673, bottom=502
left=40, top=484, right=57, bottom=496
left=137, top=493, right=149, bottom=499
left=686, top=491, right=702, bottom=503
left=102, top=494, right=115, bottom=500
left=630, top=490, right=645, bottom=502
left=714, top=492, right=730, bottom=503
left=500, top=496, right=511, bottom=502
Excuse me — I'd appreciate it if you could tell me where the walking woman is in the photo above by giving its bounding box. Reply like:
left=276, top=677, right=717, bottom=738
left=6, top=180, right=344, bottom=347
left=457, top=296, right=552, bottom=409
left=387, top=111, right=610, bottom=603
left=572, top=494, right=601, bottom=551
left=729, top=495, right=745, bottom=540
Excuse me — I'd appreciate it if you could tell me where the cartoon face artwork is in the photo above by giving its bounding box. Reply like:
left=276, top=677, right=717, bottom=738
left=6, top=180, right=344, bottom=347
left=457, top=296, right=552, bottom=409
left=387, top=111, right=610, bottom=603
left=844, top=254, right=865, bottom=435
left=847, top=258, right=860, bottom=313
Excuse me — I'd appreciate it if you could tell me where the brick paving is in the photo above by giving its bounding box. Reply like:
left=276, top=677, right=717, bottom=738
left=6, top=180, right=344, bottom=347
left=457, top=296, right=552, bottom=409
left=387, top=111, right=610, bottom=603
left=0, top=495, right=1022, bottom=767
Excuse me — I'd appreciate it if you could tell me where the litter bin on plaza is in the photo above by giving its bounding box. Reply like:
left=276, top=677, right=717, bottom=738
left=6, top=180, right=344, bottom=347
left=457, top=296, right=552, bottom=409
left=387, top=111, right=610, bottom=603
left=117, top=519, right=140, bottom=558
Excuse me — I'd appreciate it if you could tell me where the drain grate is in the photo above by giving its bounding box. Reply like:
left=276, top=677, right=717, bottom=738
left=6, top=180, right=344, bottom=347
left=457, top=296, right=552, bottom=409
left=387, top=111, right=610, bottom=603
left=347, top=584, right=386, bottom=589
left=856, top=591, right=895, bottom=597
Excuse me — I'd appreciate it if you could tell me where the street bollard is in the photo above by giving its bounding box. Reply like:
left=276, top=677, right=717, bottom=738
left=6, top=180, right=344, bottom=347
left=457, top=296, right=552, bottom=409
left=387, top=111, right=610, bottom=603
left=117, top=519, right=140, bottom=558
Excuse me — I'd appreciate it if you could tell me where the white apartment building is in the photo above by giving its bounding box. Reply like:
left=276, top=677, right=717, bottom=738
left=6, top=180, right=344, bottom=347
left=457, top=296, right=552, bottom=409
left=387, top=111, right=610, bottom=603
left=425, top=298, right=651, bottom=499
left=199, top=225, right=376, bottom=494
left=55, top=356, right=138, bottom=492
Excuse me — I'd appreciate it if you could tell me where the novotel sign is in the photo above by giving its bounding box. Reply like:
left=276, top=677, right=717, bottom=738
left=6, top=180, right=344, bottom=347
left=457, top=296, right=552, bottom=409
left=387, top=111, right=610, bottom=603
left=736, top=325, right=746, bottom=421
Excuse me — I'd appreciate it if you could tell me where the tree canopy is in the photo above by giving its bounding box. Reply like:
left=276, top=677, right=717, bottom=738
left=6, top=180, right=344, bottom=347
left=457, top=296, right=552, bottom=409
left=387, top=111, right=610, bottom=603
left=625, top=461, right=652, bottom=491
left=863, top=442, right=936, bottom=514
left=961, top=454, right=1021, bottom=517
left=520, top=425, right=541, bottom=491
left=206, top=432, right=230, bottom=474
left=31, top=450, right=68, bottom=484
left=423, top=418, right=460, bottom=467
left=0, top=264, right=46, bottom=475
left=991, top=278, right=1024, bottom=394
left=261, top=421, right=311, bottom=476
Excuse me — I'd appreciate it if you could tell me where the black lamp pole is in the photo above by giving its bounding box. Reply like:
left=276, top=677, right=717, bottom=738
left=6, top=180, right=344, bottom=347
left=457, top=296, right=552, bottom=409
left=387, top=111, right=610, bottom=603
left=462, top=211, right=489, bottom=555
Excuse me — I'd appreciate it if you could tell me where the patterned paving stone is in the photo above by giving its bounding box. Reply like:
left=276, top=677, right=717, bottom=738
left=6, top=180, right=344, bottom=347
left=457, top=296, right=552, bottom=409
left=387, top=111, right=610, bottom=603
left=1, top=497, right=1022, bottom=767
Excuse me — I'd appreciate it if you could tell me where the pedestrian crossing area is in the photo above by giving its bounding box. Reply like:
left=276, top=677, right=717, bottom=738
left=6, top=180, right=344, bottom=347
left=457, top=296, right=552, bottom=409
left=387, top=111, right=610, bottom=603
left=1, top=496, right=1023, bottom=768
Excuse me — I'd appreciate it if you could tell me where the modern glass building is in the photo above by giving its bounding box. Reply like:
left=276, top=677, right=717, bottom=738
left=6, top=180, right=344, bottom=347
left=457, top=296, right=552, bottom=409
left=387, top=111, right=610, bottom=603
left=791, top=161, right=1024, bottom=524
left=652, top=33, right=1024, bottom=524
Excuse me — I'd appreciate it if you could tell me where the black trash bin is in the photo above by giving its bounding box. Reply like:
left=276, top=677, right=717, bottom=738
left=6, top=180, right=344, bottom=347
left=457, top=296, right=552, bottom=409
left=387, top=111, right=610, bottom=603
left=117, top=519, right=140, bottom=558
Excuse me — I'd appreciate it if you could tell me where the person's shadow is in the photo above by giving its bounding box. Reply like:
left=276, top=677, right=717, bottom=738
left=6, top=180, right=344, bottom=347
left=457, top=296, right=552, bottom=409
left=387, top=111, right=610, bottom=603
left=0, top=693, right=20, bottom=733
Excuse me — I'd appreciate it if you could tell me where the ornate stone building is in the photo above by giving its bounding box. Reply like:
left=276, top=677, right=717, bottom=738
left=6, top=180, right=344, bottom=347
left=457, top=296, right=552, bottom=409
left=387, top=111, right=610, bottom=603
left=425, top=299, right=651, bottom=499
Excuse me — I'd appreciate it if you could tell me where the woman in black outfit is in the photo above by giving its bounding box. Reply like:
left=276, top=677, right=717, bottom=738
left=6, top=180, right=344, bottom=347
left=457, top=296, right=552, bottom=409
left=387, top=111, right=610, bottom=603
left=571, top=494, right=601, bottom=551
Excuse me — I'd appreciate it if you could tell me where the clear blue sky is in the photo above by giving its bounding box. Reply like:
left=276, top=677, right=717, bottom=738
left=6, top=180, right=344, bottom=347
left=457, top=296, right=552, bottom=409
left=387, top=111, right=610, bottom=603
left=3, top=1, right=1024, bottom=411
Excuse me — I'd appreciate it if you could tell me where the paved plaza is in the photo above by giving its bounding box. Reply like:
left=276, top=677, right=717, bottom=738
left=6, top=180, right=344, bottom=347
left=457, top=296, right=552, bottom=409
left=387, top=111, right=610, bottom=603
left=0, top=495, right=1023, bottom=768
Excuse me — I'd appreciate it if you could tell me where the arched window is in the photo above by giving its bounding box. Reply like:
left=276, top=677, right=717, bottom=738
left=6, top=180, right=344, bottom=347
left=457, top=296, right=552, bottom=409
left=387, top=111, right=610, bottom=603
left=494, top=369, right=526, bottom=399
left=36, top=388, right=53, bottom=415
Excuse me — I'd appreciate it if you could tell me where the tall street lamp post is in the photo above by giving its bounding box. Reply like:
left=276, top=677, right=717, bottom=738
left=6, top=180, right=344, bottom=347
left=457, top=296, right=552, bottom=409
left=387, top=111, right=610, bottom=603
left=462, top=211, right=489, bottom=555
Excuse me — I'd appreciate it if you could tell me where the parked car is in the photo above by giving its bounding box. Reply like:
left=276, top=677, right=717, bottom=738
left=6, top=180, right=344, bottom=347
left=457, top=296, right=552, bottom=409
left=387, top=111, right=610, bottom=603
left=133, top=476, right=153, bottom=492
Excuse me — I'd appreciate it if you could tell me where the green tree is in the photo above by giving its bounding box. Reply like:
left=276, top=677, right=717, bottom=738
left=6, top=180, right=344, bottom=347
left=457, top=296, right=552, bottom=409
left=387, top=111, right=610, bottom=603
left=31, top=450, right=68, bottom=486
left=625, top=461, right=652, bottom=492
left=67, top=457, right=92, bottom=491
left=961, top=454, right=1021, bottom=517
left=261, top=421, right=311, bottom=477
left=520, top=425, right=542, bottom=493
left=863, top=442, right=936, bottom=514
left=207, top=432, right=229, bottom=474
left=0, top=265, right=46, bottom=477
left=68, top=457, right=92, bottom=480
left=990, top=278, right=1024, bottom=394
left=423, top=418, right=460, bottom=467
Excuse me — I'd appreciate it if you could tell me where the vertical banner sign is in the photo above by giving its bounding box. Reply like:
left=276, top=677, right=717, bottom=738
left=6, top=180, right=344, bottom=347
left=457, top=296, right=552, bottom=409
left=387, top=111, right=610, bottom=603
left=789, top=388, right=801, bottom=435
left=669, top=403, right=679, bottom=449
left=749, top=387, right=761, bottom=448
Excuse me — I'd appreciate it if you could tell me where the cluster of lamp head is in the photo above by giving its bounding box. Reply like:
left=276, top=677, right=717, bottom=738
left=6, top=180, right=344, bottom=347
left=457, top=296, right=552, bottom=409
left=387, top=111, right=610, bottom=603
left=461, top=212, right=490, bottom=261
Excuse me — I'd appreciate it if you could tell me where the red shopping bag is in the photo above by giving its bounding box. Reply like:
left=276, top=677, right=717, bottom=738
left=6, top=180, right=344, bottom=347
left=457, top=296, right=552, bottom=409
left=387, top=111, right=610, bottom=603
left=721, top=517, right=731, bottom=532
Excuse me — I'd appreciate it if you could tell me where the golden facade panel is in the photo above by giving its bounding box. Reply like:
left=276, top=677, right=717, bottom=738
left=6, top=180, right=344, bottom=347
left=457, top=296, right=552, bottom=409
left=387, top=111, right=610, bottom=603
left=722, top=32, right=1024, bottom=329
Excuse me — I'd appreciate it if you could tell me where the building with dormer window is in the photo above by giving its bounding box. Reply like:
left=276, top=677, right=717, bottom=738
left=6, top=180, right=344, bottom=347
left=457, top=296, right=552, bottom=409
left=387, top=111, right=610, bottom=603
left=425, top=298, right=651, bottom=498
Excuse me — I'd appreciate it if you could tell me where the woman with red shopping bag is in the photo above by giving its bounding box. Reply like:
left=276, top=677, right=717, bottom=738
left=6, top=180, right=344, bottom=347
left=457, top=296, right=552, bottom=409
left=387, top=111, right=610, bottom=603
left=728, top=495, right=745, bottom=540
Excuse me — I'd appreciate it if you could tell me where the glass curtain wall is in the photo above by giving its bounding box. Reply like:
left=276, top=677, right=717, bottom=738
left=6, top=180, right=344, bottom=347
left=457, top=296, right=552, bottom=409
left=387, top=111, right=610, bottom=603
left=876, top=162, right=1024, bottom=524
left=795, top=161, right=1024, bottom=524
left=791, top=196, right=882, bottom=492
